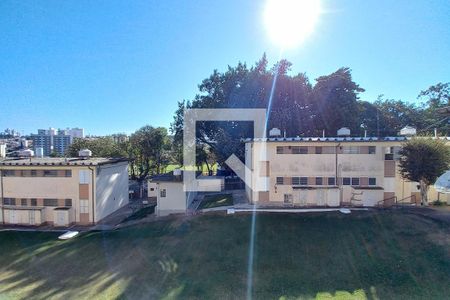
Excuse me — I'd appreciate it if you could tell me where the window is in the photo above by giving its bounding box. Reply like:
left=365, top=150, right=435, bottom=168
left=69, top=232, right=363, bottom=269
left=315, top=147, right=322, bottom=154
left=343, top=146, right=360, bottom=154
left=284, top=194, right=293, bottom=204
left=2, top=170, right=15, bottom=177
left=276, top=146, right=284, bottom=154
left=292, top=177, right=300, bottom=185
left=79, top=170, right=90, bottom=184
left=300, top=177, right=308, bottom=185
left=43, top=170, right=58, bottom=177
left=368, top=146, right=376, bottom=154
left=43, top=199, right=58, bottom=206
left=150, top=188, right=154, bottom=191
left=292, top=146, right=308, bottom=154
left=80, top=199, right=89, bottom=213
left=351, top=177, right=360, bottom=186
left=276, top=177, right=284, bottom=185
left=3, top=198, right=15, bottom=205
left=65, top=170, right=72, bottom=177
left=30, top=199, right=37, bottom=206
left=21, top=198, right=27, bottom=206
left=385, top=153, right=394, bottom=160
left=31, top=170, right=37, bottom=177
left=65, top=199, right=72, bottom=207
left=369, top=178, right=377, bottom=186
left=160, top=189, right=167, bottom=197
left=343, top=178, right=351, bottom=185
left=315, top=177, right=323, bottom=185
left=328, top=177, right=336, bottom=186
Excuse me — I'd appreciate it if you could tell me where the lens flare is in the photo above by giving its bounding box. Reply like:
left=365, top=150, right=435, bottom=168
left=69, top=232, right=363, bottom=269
left=264, top=0, right=321, bottom=49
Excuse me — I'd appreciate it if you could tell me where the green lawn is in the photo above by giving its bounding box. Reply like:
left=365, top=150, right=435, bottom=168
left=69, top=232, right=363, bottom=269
left=120, top=205, right=155, bottom=223
left=0, top=211, right=449, bottom=299
left=198, top=193, right=233, bottom=209
left=164, top=163, right=218, bottom=174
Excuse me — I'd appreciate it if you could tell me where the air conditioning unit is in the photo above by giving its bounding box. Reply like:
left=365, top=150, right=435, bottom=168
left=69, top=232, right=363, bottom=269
left=78, top=149, right=92, bottom=158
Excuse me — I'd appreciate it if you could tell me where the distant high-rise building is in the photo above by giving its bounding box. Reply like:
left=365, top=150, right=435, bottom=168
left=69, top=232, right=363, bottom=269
left=68, top=128, right=84, bottom=140
left=31, top=127, right=85, bottom=156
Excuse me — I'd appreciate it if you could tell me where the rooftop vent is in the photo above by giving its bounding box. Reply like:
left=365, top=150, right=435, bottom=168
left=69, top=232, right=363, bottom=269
left=78, top=149, right=92, bottom=158
left=337, top=127, right=351, bottom=136
left=399, top=126, right=416, bottom=136
left=269, top=128, right=281, bottom=137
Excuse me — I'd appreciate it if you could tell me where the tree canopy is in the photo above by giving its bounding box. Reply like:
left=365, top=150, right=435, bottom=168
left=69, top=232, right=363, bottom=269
left=398, top=138, right=450, bottom=205
left=170, top=54, right=448, bottom=166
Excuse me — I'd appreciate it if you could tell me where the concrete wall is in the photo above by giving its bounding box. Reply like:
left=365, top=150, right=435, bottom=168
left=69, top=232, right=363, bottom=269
left=2, top=208, right=44, bottom=225
left=155, top=181, right=186, bottom=216
left=0, top=166, right=90, bottom=224
left=0, top=163, right=129, bottom=226
left=95, top=162, right=129, bottom=222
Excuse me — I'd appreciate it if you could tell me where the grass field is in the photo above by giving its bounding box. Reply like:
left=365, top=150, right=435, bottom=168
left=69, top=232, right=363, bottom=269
left=0, top=211, right=449, bottom=299
left=164, top=163, right=218, bottom=174
left=198, top=193, right=233, bottom=209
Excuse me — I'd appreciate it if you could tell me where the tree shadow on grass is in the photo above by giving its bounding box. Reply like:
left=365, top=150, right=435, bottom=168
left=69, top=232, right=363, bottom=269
left=0, top=211, right=449, bottom=299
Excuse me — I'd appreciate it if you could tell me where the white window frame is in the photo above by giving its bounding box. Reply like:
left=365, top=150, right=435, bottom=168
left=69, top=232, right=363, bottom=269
left=79, top=170, right=90, bottom=184
left=80, top=199, right=89, bottom=213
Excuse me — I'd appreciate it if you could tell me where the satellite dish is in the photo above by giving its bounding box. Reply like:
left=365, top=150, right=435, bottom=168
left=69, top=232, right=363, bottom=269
left=434, top=170, right=450, bottom=193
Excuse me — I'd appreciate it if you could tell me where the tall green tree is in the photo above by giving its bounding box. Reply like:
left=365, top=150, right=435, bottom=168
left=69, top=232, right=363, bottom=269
left=398, top=138, right=450, bottom=205
left=129, top=126, right=170, bottom=181
left=67, top=137, right=127, bottom=157
left=418, top=82, right=450, bottom=135
left=312, top=67, right=365, bottom=135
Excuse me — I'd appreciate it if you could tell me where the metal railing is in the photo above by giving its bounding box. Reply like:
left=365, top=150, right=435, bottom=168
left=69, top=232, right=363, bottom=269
left=376, top=196, right=397, bottom=208
left=396, top=195, right=417, bottom=206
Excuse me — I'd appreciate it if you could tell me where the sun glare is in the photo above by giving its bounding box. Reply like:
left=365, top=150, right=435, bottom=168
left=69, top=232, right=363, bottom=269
left=264, top=0, right=321, bottom=49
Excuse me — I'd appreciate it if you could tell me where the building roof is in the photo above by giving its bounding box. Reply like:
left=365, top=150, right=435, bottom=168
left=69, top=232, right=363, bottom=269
left=150, top=172, right=183, bottom=182
left=244, top=136, right=450, bottom=143
left=150, top=171, right=205, bottom=182
left=0, top=157, right=128, bottom=167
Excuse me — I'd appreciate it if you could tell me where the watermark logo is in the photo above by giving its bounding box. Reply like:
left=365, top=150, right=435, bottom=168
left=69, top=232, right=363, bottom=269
left=183, top=108, right=267, bottom=192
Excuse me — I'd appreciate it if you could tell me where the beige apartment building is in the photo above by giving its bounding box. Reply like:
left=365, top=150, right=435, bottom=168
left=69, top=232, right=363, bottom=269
left=245, top=136, right=450, bottom=207
left=0, top=157, right=129, bottom=226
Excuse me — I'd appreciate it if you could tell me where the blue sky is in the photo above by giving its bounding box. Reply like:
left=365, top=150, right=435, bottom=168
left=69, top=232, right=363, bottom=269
left=1, top=0, right=449, bottom=136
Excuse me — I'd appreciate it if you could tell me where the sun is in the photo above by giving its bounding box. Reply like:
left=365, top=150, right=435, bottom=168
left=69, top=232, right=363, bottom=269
left=264, top=0, right=321, bottom=49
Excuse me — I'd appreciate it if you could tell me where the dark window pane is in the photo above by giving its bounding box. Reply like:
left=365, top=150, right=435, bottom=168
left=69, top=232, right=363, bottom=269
left=343, top=178, right=351, bottom=185
left=369, top=178, right=377, bottom=185
left=328, top=177, right=335, bottom=186
left=43, top=199, right=58, bottom=206
left=315, top=177, right=323, bottom=185
left=3, top=198, right=16, bottom=205
left=300, top=177, right=308, bottom=185
left=276, top=177, right=284, bottom=185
